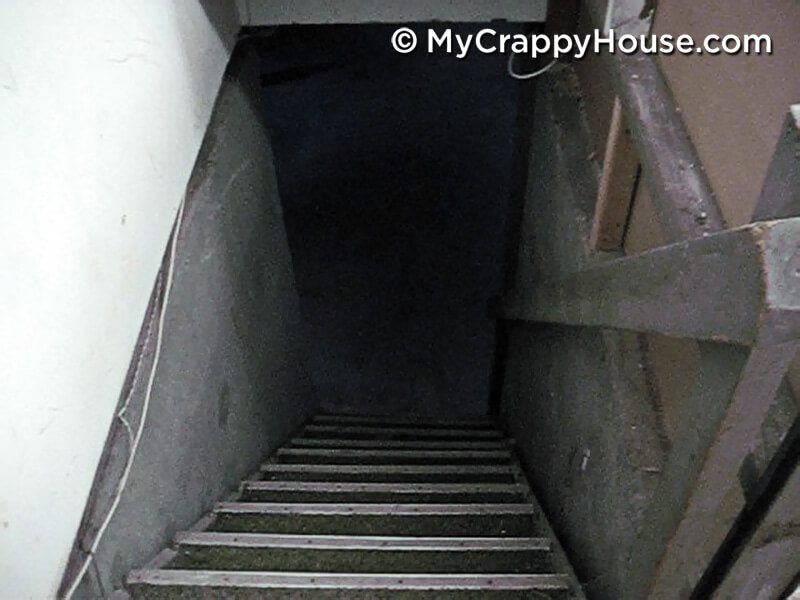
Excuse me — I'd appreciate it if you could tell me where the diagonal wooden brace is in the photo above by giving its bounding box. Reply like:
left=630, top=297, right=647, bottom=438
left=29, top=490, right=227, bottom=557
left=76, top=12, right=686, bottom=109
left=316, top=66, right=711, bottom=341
left=502, top=218, right=800, bottom=347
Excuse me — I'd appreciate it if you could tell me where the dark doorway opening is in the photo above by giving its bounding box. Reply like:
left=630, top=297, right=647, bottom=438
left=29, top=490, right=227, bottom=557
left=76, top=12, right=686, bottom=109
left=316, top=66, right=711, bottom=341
left=255, top=24, right=524, bottom=418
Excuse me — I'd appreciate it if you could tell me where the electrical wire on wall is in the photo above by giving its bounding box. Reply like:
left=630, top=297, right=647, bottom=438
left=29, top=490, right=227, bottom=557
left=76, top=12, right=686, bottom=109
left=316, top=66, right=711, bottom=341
left=507, top=51, right=557, bottom=80
left=63, top=197, right=187, bottom=600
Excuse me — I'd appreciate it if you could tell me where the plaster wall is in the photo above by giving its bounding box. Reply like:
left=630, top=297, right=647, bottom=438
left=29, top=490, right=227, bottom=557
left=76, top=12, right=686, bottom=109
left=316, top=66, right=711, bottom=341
left=0, top=2, right=240, bottom=597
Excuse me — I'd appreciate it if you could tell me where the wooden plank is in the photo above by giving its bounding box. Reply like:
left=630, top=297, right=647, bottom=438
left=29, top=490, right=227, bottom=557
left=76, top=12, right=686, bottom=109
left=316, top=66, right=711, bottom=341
left=751, top=105, right=800, bottom=221
left=590, top=98, right=639, bottom=250
left=503, top=218, right=800, bottom=346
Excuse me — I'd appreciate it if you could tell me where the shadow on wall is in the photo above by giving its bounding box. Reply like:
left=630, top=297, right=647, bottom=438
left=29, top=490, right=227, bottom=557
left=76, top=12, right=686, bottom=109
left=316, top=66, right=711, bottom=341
left=62, top=44, right=314, bottom=598
left=172, top=0, right=240, bottom=114
left=255, top=23, right=523, bottom=419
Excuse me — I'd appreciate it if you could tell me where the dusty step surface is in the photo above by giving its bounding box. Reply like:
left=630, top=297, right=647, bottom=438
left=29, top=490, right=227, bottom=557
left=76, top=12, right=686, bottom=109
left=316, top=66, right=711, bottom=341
left=209, top=502, right=540, bottom=537
left=127, top=570, right=570, bottom=599
left=288, top=437, right=511, bottom=450
left=122, top=413, right=583, bottom=599
left=259, top=463, right=518, bottom=484
left=168, top=532, right=553, bottom=573
left=275, top=448, right=513, bottom=465
left=239, top=481, right=527, bottom=504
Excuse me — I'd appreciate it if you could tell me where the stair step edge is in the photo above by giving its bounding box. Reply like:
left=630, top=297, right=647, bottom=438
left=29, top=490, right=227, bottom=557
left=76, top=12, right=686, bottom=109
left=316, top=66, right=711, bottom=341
left=127, top=570, right=570, bottom=591
left=174, top=531, right=552, bottom=551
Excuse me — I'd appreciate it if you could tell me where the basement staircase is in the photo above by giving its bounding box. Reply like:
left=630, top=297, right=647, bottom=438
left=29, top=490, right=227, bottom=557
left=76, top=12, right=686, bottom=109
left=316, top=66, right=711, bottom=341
left=125, top=414, right=585, bottom=598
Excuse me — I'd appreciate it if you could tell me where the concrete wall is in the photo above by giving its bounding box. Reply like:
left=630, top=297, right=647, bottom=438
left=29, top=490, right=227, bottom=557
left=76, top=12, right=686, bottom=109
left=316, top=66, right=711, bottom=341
left=66, top=44, right=314, bottom=596
left=500, top=68, right=670, bottom=599
left=0, top=2, right=243, bottom=597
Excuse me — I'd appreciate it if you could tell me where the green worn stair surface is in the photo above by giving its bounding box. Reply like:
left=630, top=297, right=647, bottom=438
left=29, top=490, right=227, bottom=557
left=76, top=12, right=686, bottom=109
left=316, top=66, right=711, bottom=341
left=125, top=414, right=585, bottom=599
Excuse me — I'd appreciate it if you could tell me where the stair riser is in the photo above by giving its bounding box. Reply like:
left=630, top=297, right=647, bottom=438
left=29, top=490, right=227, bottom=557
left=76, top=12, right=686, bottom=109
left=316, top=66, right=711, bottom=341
left=239, top=490, right=525, bottom=503
left=210, top=513, right=538, bottom=537
left=311, top=416, right=496, bottom=430
left=300, top=430, right=504, bottom=442
left=170, top=546, right=552, bottom=574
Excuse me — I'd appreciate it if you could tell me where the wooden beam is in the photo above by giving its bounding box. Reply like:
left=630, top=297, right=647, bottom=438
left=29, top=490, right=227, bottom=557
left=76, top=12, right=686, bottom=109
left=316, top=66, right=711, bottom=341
left=590, top=98, right=640, bottom=250
left=710, top=458, right=800, bottom=599
left=584, top=0, right=725, bottom=244
left=609, top=52, right=727, bottom=240
left=752, top=105, right=800, bottom=222
left=647, top=341, right=799, bottom=599
left=502, top=218, right=800, bottom=346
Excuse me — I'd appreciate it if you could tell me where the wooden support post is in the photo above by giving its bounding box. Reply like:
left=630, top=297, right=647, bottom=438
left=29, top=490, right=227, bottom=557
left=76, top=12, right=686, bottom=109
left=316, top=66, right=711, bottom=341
left=590, top=98, right=639, bottom=250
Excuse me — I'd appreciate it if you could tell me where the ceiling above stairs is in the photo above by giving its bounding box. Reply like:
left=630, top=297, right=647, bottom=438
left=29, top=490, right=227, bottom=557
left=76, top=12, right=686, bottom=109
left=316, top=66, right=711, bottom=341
left=237, top=0, right=548, bottom=25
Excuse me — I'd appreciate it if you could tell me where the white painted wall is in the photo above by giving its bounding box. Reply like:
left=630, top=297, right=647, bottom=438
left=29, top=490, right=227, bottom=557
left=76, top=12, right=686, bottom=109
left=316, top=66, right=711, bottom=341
left=0, top=2, right=239, bottom=597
